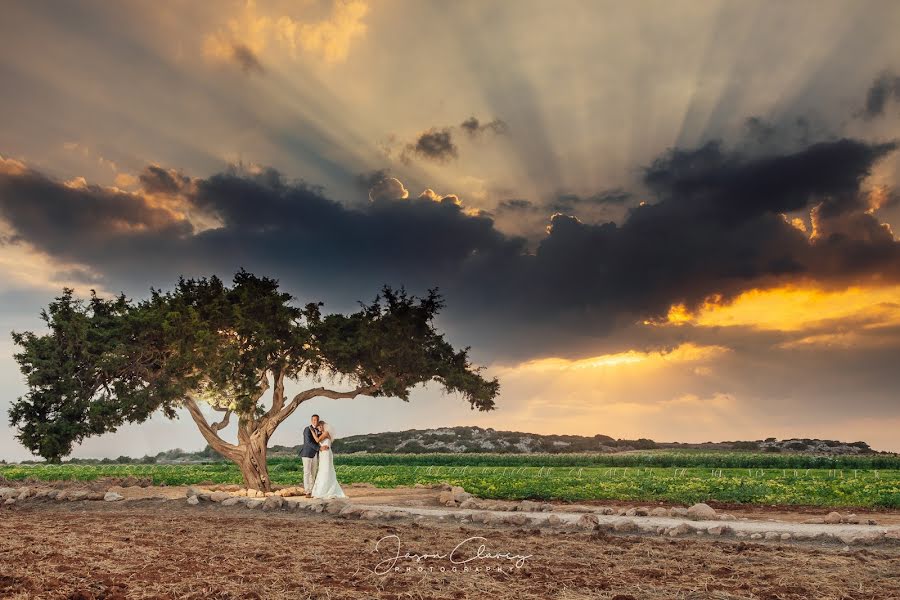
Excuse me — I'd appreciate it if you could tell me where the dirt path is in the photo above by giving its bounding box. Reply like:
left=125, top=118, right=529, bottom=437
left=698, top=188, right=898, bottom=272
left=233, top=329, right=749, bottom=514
left=2, top=500, right=899, bottom=600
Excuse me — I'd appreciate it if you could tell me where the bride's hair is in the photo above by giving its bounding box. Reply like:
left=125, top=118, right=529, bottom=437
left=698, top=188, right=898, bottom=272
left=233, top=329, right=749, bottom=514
left=320, top=420, right=336, bottom=440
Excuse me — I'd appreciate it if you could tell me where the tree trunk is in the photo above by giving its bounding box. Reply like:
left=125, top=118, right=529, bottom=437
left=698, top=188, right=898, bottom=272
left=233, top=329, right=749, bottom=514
left=235, top=435, right=272, bottom=492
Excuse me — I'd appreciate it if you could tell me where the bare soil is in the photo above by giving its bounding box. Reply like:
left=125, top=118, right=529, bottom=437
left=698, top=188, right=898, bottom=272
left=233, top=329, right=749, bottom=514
left=2, top=499, right=899, bottom=600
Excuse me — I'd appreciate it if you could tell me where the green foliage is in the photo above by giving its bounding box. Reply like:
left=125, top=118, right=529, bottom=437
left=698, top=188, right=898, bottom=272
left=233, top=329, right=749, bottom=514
left=2, top=458, right=897, bottom=508
left=9, top=271, right=499, bottom=462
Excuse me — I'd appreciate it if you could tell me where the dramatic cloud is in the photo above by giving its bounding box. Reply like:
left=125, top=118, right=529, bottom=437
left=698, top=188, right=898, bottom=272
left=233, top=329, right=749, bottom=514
left=402, top=128, right=458, bottom=163
left=460, top=116, right=508, bottom=137
left=2, top=127, right=899, bottom=364
left=138, top=165, right=192, bottom=195
left=202, top=0, right=368, bottom=69
left=862, top=72, right=900, bottom=119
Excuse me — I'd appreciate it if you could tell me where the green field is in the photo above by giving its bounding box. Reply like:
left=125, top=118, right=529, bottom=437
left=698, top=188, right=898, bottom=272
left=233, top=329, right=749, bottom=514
left=2, top=451, right=898, bottom=508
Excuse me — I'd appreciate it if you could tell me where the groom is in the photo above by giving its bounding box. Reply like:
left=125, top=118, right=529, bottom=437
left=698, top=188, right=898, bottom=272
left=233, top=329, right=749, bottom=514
left=301, top=414, right=322, bottom=497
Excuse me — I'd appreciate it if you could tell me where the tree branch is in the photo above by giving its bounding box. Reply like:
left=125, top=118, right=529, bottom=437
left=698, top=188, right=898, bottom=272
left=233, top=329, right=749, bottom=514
left=266, top=376, right=385, bottom=435
left=210, top=410, right=232, bottom=432
left=184, top=396, right=240, bottom=458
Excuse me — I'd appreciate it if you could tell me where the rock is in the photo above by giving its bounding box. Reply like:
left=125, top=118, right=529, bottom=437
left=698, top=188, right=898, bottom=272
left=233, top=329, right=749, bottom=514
left=439, top=490, right=454, bottom=504
left=718, top=514, right=736, bottom=521
left=451, top=486, right=473, bottom=503
left=0, top=487, right=16, bottom=500
left=414, top=483, right=426, bottom=488
left=386, top=510, right=408, bottom=520
left=361, top=510, right=383, bottom=520
left=596, top=506, right=616, bottom=515
left=824, top=511, right=843, bottom=524
left=801, top=518, right=825, bottom=524
left=503, top=513, right=531, bottom=526
left=86, top=491, right=105, bottom=501
left=780, top=533, right=792, bottom=541
left=633, top=507, right=650, bottom=516
left=264, top=492, right=274, bottom=497
left=459, top=498, right=481, bottom=510
left=517, top=500, right=541, bottom=512
left=209, top=492, right=232, bottom=503
left=669, top=507, right=689, bottom=518
left=666, top=523, right=694, bottom=537
left=566, top=505, right=596, bottom=513
left=324, top=499, right=350, bottom=514
left=470, top=511, right=492, bottom=524
left=844, top=514, right=862, bottom=524
left=221, top=497, right=241, bottom=507
left=187, top=496, right=200, bottom=505
left=624, top=508, right=638, bottom=517
left=67, top=490, right=89, bottom=502
left=613, top=520, right=638, bottom=532
left=650, top=507, right=669, bottom=517
left=444, top=500, right=458, bottom=507
left=576, top=514, right=599, bottom=529
left=750, top=533, right=763, bottom=540
left=3, top=498, right=15, bottom=506
left=736, top=531, right=747, bottom=538
left=338, top=505, right=365, bottom=519
left=186, top=486, right=201, bottom=498
left=617, top=508, right=629, bottom=516
left=838, top=531, right=884, bottom=545
left=234, top=489, right=248, bottom=497
left=34, top=490, right=49, bottom=499
left=51, top=490, right=64, bottom=500
left=262, top=496, right=284, bottom=511
left=686, top=503, right=717, bottom=520
left=17, top=487, right=31, bottom=500
left=245, top=499, right=264, bottom=509
left=546, top=514, right=562, bottom=526
left=540, top=503, right=554, bottom=512
left=707, top=525, right=729, bottom=536
left=764, top=531, right=779, bottom=540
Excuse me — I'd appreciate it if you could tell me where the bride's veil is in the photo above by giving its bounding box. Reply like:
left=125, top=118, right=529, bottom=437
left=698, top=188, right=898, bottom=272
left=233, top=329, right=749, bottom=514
left=322, top=421, right=337, bottom=441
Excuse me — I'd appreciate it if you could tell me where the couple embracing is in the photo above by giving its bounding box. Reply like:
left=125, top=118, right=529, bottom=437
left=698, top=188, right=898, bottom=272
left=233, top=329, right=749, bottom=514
left=300, top=414, right=346, bottom=499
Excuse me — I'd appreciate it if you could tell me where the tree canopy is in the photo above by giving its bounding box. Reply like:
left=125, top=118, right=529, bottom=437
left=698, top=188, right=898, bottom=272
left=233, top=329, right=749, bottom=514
left=9, top=270, right=499, bottom=488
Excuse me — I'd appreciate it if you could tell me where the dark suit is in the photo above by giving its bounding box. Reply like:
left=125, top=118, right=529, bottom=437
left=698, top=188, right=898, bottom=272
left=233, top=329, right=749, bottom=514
left=301, top=425, right=321, bottom=458
left=301, top=425, right=321, bottom=491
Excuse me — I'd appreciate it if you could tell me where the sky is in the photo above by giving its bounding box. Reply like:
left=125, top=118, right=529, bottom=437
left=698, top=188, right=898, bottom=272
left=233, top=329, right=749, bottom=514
left=1, top=0, right=900, bottom=460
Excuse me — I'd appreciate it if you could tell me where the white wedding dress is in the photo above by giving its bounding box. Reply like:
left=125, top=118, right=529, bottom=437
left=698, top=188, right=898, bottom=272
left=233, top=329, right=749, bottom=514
left=311, top=432, right=346, bottom=499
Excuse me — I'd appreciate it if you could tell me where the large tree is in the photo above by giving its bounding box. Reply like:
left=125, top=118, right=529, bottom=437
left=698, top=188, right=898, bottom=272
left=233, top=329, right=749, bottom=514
left=9, top=270, right=499, bottom=490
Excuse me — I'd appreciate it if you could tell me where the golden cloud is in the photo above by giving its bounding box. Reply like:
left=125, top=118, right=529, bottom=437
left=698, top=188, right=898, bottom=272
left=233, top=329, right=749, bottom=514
left=642, top=284, right=900, bottom=333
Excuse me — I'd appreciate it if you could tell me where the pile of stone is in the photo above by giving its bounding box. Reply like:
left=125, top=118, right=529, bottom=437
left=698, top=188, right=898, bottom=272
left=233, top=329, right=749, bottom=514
left=0, top=485, right=125, bottom=505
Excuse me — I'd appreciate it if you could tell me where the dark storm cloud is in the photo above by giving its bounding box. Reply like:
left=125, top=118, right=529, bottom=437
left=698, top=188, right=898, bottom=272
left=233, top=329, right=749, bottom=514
left=231, top=43, right=265, bottom=75
left=0, top=163, right=193, bottom=261
left=460, top=116, right=508, bottom=137
left=1, top=129, right=899, bottom=362
left=862, top=72, right=900, bottom=119
left=402, top=127, right=458, bottom=163
left=139, top=165, right=192, bottom=195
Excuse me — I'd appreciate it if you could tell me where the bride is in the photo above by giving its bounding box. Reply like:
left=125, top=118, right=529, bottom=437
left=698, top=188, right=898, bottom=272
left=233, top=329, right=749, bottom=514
left=310, top=420, right=346, bottom=499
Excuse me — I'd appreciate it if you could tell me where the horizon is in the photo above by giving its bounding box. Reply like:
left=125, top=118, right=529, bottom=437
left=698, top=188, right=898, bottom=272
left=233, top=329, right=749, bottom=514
left=2, top=0, right=900, bottom=460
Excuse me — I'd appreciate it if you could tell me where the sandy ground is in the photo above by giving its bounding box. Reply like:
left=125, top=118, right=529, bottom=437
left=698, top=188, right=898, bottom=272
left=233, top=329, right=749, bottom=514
left=2, top=499, right=900, bottom=600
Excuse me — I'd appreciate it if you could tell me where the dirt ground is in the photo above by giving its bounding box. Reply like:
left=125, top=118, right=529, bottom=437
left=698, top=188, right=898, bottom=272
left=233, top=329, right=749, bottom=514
left=2, top=499, right=899, bottom=600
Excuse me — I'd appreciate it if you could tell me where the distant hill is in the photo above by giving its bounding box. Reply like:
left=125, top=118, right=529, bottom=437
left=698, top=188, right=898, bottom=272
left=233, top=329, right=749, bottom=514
left=322, top=426, right=879, bottom=456
left=11, top=426, right=882, bottom=464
